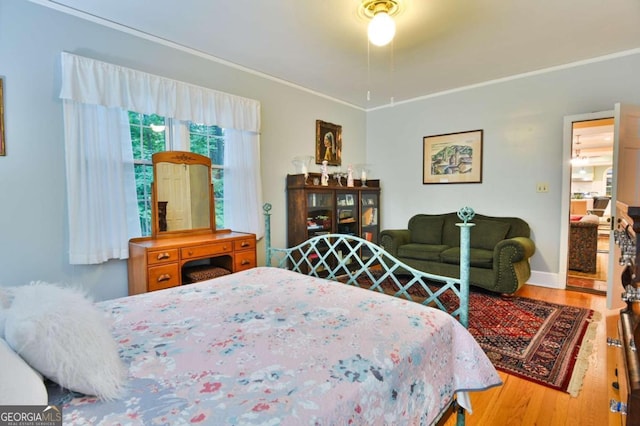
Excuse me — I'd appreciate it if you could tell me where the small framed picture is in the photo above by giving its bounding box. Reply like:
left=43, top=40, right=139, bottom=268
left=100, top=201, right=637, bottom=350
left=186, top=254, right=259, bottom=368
left=316, top=120, right=342, bottom=166
left=345, top=194, right=354, bottom=206
left=423, top=129, right=483, bottom=184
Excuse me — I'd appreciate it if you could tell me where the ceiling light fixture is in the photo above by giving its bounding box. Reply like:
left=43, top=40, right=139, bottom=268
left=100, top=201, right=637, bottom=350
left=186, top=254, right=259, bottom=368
left=571, top=134, right=589, bottom=166
left=362, top=0, right=400, bottom=47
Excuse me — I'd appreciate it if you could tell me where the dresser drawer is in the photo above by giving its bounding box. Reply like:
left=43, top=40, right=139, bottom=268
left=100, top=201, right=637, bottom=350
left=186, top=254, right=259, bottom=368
left=148, top=248, right=179, bottom=265
left=148, top=263, right=180, bottom=292
left=234, top=238, right=256, bottom=251
left=234, top=250, right=256, bottom=271
left=181, top=242, right=232, bottom=260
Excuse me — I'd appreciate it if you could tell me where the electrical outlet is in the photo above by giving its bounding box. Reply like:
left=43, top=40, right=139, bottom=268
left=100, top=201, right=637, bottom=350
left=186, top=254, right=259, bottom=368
left=536, top=182, right=549, bottom=193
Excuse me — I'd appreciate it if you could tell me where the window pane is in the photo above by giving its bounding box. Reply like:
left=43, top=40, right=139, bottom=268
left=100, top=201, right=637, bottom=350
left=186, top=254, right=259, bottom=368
left=212, top=167, right=224, bottom=228
left=130, top=112, right=167, bottom=235
left=189, top=123, right=224, bottom=165
left=190, top=123, right=225, bottom=228
left=135, top=163, right=153, bottom=235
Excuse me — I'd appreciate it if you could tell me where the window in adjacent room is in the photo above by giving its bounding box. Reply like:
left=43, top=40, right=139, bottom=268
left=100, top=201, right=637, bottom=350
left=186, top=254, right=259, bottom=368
left=129, top=112, right=225, bottom=235
left=605, top=167, right=613, bottom=197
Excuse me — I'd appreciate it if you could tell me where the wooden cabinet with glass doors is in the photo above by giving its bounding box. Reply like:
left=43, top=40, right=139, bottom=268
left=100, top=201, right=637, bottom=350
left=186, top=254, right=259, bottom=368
left=286, top=173, right=380, bottom=271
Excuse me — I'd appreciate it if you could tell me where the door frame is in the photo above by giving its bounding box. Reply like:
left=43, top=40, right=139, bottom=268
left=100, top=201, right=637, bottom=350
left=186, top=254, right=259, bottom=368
left=560, top=110, right=614, bottom=289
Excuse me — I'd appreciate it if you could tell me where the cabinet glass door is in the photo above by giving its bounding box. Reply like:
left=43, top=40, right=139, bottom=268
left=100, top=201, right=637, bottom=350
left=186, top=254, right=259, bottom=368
left=360, top=192, right=379, bottom=243
left=336, top=191, right=358, bottom=236
left=306, top=191, right=333, bottom=239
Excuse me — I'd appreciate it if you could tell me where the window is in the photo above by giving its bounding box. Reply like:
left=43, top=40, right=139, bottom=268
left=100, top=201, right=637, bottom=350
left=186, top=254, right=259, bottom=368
left=605, top=167, right=612, bottom=197
left=130, top=112, right=225, bottom=235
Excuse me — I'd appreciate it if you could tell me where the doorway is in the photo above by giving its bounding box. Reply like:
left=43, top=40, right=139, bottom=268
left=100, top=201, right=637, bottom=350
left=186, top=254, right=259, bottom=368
left=566, top=118, right=613, bottom=294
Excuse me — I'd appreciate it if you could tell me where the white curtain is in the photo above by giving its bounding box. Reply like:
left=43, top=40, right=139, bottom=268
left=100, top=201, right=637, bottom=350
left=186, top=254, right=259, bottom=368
left=224, top=128, right=264, bottom=238
left=59, top=53, right=260, bottom=132
left=60, top=52, right=263, bottom=264
left=62, top=101, right=140, bottom=264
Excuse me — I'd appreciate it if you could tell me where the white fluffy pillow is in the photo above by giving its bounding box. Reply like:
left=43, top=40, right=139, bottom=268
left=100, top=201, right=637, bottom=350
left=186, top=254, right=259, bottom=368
left=0, top=338, right=47, bottom=404
left=4, top=282, right=126, bottom=400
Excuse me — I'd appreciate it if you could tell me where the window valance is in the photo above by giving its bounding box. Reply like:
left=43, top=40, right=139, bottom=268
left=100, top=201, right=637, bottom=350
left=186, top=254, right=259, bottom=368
left=59, top=52, right=260, bottom=133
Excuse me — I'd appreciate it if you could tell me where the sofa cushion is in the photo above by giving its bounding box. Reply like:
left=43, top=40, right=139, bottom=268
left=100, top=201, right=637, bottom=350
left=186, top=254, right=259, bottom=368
left=440, top=247, right=494, bottom=269
left=408, top=216, right=445, bottom=245
left=471, top=219, right=511, bottom=251
left=398, top=243, right=449, bottom=261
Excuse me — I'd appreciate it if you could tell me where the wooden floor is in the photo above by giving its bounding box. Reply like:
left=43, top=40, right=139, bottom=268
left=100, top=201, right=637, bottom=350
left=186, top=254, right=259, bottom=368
left=442, top=284, right=619, bottom=426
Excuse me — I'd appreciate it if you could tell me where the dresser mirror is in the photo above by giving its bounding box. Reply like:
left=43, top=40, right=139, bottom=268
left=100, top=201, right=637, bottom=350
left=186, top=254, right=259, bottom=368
left=151, top=151, right=215, bottom=237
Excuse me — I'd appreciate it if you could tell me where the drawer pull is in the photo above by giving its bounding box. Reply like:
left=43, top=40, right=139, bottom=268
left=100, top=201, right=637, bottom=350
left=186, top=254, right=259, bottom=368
left=188, top=250, right=193, bottom=256
left=157, top=252, right=171, bottom=260
left=607, top=337, right=622, bottom=347
left=610, top=399, right=627, bottom=414
left=157, top=274, right=172, bottom=282
left=241, top=241, right=250, bottom=247
left=241, top=260, right=251, bottom=265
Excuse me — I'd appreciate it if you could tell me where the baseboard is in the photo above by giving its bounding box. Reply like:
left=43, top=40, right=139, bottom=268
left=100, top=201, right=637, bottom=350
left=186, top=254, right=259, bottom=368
left=526, top=270, right=563, bottom=289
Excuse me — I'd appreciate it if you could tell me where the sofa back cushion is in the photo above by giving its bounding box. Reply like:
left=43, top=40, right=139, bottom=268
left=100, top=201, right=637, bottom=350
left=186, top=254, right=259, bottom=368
left=431, top=212, right=530, bottom=250
left=441, top=213, right=464, bottom=247
left=408, top=215, right=445, bottom=245
left=471, top=219, right=511, bottom=250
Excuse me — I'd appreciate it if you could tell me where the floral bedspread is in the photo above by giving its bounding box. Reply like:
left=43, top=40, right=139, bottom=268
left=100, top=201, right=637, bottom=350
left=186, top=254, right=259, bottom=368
left=60, top=267, right=501, bottom=425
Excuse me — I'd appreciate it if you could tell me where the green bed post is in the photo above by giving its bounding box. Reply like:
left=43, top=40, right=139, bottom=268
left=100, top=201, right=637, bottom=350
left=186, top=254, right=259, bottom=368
left=456, top=206, right=475, bottom=426
left=456, top=206, right=475, bottom=329
left=263, top=203, right=272, bottom=267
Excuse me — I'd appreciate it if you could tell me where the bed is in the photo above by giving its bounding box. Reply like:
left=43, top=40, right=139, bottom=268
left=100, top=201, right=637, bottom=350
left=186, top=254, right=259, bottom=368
left=41, top=205, right=500, bottom=425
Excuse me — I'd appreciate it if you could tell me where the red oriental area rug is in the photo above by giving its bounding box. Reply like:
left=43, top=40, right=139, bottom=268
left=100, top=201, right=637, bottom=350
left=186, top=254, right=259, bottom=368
left=453, top=291, right=599, bottom=396
left=346, top=276, right=600, bottom=396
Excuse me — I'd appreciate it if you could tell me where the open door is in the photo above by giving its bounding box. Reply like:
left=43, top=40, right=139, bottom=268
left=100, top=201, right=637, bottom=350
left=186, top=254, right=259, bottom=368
left=608, top=103, right=640, bottom=309
left=562, top=104, right=640, bottom=309
left=561, top=111, right=614, bottom=291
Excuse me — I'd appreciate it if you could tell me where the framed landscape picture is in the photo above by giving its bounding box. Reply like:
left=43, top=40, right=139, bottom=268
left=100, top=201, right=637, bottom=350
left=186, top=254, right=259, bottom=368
left=423, top=129, right=483, bottom=184
left=315, top=120, right=342, bottom=166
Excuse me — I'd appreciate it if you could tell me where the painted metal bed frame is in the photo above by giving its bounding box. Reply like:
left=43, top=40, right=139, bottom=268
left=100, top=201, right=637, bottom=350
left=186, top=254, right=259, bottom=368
left=262, top=204, right=476, bottom=426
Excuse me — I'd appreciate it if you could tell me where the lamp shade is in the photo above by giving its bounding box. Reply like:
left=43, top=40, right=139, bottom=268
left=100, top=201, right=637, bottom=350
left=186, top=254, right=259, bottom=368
left=368, top=11, right=395, bottom=46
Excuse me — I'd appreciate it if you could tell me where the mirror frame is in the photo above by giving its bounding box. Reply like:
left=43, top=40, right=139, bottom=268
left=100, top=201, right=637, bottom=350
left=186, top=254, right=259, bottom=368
left=151, top=151, right=216, bottom=238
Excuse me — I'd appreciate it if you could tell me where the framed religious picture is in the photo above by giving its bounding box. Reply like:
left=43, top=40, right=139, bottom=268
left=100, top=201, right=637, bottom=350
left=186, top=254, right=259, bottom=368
left=315, top=120, right=342, bottom=166
left=0, top=78, right=5, bottom=156
left=422, top=129, right=483, bottom=184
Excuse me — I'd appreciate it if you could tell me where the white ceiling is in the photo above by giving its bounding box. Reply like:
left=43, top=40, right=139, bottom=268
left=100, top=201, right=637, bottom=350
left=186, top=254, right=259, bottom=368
left=35, top=0, right=640, bottom=109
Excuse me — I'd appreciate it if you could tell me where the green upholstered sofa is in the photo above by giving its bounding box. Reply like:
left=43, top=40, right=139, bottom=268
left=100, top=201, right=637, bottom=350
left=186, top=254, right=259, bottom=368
left=379, top=212, right=536, bottom=295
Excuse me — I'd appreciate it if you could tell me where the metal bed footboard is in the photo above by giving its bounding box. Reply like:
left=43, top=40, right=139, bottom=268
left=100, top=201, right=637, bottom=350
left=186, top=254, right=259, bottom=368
left=263, top=203, right=475, bottom=328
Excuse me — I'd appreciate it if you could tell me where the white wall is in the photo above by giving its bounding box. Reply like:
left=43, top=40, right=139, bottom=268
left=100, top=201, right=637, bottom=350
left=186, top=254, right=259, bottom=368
left=0, top=1, right=366, bottom=300
left=3, top=1, right=639, bottom=298
left=367, top=52, right=640, bottom=287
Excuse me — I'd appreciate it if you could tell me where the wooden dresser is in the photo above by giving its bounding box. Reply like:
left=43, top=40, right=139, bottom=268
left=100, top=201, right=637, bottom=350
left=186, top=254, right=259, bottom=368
left=611, top=204, right=640, bottom=425
left=128, top=230, right=256, bottom=295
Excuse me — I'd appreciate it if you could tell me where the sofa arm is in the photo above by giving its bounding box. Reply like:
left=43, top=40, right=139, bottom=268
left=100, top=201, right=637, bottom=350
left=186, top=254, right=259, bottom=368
left=379, top=229, right=411, bottom=257
left=494, top=237, right=536, bottom=263
left=491, top=237, right=536, bottom=294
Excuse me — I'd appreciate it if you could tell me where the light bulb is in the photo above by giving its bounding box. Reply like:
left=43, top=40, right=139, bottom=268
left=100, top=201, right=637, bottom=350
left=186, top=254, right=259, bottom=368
left=368, top=12, right=395, bottom=46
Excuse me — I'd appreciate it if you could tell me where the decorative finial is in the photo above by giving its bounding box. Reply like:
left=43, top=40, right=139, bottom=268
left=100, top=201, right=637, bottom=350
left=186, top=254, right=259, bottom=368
left=457, top=206, right=475, bottom=223
left=263, top=203, right=272, bottom=213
